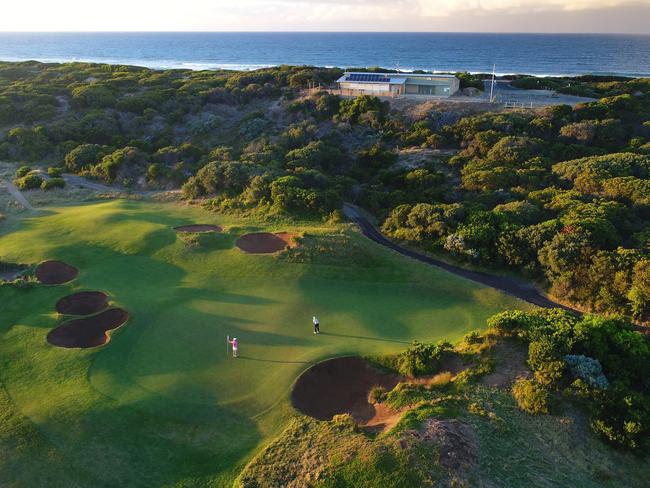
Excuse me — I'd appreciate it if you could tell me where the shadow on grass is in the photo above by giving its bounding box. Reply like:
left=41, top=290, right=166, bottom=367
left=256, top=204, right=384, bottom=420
left=237, top=355, right=309, bottom=365
left=33, top=380, right=261, bottom=487
left=319, top=331, right=411, bottom=345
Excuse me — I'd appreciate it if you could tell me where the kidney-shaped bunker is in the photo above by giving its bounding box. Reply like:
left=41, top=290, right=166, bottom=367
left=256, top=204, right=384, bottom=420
left=291, top=356, right=400, bottom=421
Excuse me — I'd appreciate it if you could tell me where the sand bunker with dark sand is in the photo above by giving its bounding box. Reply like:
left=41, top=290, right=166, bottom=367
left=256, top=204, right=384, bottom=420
left=35, top=260, right=79, bottom=285
left=47, top=308, right=129, bottom=348
left=291, top=356, right=400, bottom=422
left=55, top=291, right=109, bottom=316
left=174, top=224, right=223, bottom=233
left=236, top=232, right=299, bottom=254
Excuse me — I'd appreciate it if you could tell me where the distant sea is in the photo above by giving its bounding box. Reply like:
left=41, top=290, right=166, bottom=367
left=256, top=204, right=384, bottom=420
left=1, top=32, right=650, bottom=77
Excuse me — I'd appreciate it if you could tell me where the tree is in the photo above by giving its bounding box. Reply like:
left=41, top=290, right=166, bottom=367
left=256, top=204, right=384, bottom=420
left=285, top=140, right=342, bottom=172
left=486, top=136, right=542, bottom=166
left=71, top=84, right=116, bottom=108
left=528, top=337, right=566, bottom=386
left=91, top=146, right=148, bottom=183
left=0, top=126, right=50, bottom=161
left=15, top=173, right=43, bottom=190
left=628, top=259, right=650, bottom=320
left=64, top=144, right=110, bottom=172
left=183, top=160, right=257, bottom=198
left=337, top=95, right=389, bottom=125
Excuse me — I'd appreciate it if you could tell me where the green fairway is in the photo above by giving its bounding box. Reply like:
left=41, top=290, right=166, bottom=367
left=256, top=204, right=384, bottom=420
left=0, top=199, right=529, bottom=486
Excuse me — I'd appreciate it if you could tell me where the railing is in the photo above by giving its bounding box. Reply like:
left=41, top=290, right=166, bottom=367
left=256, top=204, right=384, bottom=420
left=503, top=100, right=535, bottom=109
left=307, top=87, right=400, bottom=98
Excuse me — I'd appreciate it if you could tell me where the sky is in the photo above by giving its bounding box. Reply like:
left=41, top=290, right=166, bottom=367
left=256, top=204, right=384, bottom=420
left=1, top=0, right=650, bottom=34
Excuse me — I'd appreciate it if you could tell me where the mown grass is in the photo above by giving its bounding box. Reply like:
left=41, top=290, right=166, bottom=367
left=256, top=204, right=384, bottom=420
left=0, top=199, right=527, bottom=486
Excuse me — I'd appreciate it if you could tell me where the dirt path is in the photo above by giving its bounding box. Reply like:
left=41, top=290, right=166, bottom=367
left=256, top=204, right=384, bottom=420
left=343, top=203, right=578, bottom=313
left=1, top=180, right=34, bottom=210
left=62, top=173, right=118, bottom=193
left=62, top=173, right=181, bottom=197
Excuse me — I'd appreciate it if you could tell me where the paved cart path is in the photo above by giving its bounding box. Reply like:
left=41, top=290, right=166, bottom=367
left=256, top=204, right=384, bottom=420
left=343, top=203, right=577, bottom=312
left=1, top=180, right=34, bottom=211
left=62, top=173, right=181, bottom=196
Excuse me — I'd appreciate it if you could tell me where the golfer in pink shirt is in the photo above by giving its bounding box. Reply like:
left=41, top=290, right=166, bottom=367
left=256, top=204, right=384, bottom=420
left=229, top=337, right=238, bottom=357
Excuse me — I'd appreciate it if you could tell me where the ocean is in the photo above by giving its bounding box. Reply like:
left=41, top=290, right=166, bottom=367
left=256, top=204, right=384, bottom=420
left=1, top=32, right=649, bottom=77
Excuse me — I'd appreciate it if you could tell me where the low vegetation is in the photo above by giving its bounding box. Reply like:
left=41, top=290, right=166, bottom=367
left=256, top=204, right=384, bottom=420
left=1, top=61, right=647, bottom=318
left=241, top=310, right=650, bottom=487
left=372, top=340, right=453, bottom=377
left=489, top=309, right=650, bottom=449
left=512, top=378, right=549, bottom=414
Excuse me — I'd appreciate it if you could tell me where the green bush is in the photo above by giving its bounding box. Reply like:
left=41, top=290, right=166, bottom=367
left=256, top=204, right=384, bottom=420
left=486, top=310, right=530, bottom=336
left=47, top=166, right=62, bottom=177
left=368, top=386, right=387, bottom=404
left=15, top=165, right=31, bottom=178
left=64, top=144, right=109, bottom=172
left=528, top=337, right=566, bottom=386
left=15, top=173, right=43, bottom=190
left=512, top=378, right=549, bottom=415
left=41, top=178, right=66, bottom=190
left=591, top=385, right=649, bottom=449
left=378, top=340, right=453, bottom=378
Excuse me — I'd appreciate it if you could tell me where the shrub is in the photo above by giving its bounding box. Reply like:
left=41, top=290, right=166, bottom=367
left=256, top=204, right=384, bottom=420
left=15, top=165, right=31, bottom=178
left=384, top=383, right=435, bottom=409
left=41, top=178, right=66, bottom=190
left=564, top=354, right=609, bottom=390
left=512, top=378, right=549, bottom=415
left=591, top=385, right=648, bottom=449
left=91, top=146, right=149, bottom=183
left=486, top=310, right=530, bottom=336
left=47, top=166, right=62, bottom=177
left=368, top=386, right=387, bottom=404
left=463, top=330, right=482, bottom=345
left=64, top=144, right=109, bottom=172
left=15, top=173, right=43, bottom=190
left=528, top=337, right=566, bottom=386
left=392, top=340, right=453, bottom=377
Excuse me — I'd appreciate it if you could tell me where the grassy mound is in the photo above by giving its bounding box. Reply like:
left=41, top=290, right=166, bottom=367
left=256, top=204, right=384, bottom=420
left=240, top=332, right=650, bottom=488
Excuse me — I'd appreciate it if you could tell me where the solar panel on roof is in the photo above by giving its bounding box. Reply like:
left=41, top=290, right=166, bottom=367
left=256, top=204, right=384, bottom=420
left=347, top=73, right=391, bottom=83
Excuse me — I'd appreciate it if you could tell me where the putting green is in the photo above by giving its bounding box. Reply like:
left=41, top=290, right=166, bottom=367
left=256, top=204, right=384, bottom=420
left=0, top=199, right=530, bottom=486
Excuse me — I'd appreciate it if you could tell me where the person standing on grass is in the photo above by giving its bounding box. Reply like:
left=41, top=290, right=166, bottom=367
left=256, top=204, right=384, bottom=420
left=229, top=337, right=239, bottom=357
left=313, top=316, right=320, bottom=334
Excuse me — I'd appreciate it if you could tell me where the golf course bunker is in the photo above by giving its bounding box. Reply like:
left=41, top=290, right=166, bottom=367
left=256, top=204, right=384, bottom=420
left=236, top=232, right=299, bottom=254
left=291, top=356, right=400, bottom=421
left=35, top=260, right=79, bottom=284
left=47, top=308, right=129, bottom=349
left=55, top=291, right=109, bottom=316
left=174, top=224, right=223, bottom=233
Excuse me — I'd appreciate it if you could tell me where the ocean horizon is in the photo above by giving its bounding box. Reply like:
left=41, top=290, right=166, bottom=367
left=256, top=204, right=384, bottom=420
left=1, top=32, right=650, bottom=77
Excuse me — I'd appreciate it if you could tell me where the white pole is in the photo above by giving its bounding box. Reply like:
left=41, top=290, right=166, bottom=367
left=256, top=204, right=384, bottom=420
left=226, top=335, right=230, bottom=356
left=489, top=64, right=496, bottom=103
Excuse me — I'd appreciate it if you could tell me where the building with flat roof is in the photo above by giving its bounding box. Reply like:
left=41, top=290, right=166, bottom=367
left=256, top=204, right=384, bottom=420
left=336, top=72, right=460, bottom=97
